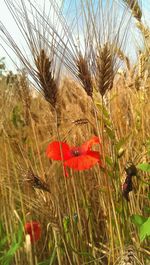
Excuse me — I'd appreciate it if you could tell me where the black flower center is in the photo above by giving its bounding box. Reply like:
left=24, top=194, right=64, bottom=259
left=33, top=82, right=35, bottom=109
left=72, top=149, right=80, bottom=157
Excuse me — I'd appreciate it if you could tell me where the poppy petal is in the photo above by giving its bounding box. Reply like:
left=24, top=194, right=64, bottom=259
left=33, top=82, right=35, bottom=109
left=46, top=141, right=71, bottom=161
left=25, top=221, right=41, bottom=243
left=64, top=155, right=99, bottom=170
left=81, top=136, right=100, bottom=152
left=87, top=151, right=101, bottom=160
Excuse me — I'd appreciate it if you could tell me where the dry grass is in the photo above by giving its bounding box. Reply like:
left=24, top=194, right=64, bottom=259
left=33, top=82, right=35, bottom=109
left=0, top=0, right=150, bottom=265
left=0, top=69, right=150, bottom=264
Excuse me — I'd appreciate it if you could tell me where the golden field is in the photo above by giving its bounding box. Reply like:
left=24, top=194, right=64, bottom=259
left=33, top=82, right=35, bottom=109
left=0, top=1, right=150, bottom=264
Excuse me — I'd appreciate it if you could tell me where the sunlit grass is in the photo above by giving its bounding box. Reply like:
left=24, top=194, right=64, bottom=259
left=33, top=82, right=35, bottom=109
left=0, top=0, right=150, bottom=264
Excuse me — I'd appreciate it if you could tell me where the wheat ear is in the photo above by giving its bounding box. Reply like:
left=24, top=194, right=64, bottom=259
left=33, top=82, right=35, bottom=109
left=96, top=43, right=114, bottom=97
left=35, top=49, right=58, bottom=108
left=123, top=0, right=142, bottom=22
left=76, top=54, right=93, bottom=97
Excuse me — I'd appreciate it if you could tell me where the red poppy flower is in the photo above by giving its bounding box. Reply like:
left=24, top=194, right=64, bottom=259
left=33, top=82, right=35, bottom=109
left=24, top=221, right=41, bottom=243
left=46, top=136, right=101, bottom=171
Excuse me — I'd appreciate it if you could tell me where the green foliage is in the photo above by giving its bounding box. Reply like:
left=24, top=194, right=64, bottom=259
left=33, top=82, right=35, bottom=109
left=105, top=126, right=116, bottom=140
left=143, top=206, right=150, bottom=214
left=131, top=215, right=150, bottom=242
left=131, top=214, right=147, bottom=227
left=63, top=216, right=70, bottom=233
left=105, top=156, right=113, bottom=166
left=137, top=163, right=150, bottom=173
left=73, top=213, right=78, bottom=225
left=0, top=221, right=8, bottom=254
left=131, top=159, right=150, bottom=242
left=139, top=217, right=150, bottom=241
left=116, top=135, right=131, bottom=158
left=11, top=105, right=25, bottom=129
left=0, top=223, right=23, bottom=265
